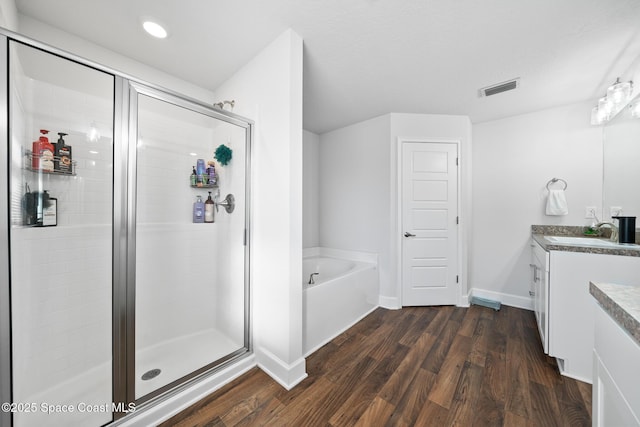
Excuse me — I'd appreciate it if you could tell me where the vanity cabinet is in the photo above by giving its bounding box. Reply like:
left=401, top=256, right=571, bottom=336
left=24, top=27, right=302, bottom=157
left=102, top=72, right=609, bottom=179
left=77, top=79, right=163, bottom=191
left=530, top=240, right=549, bottom=353
left=593, top=304, right=640, bottom=426
left=545, top=250, right=640, bottom=383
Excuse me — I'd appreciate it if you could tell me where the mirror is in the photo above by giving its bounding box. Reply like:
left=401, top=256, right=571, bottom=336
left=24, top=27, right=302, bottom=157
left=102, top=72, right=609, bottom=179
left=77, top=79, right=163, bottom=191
left=603, top=93, right=640, bottom=220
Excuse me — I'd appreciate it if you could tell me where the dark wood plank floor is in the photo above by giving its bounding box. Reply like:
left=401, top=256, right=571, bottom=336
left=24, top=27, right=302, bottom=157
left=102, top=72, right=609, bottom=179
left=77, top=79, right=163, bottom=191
left=161, top=305, right=591, bottom=426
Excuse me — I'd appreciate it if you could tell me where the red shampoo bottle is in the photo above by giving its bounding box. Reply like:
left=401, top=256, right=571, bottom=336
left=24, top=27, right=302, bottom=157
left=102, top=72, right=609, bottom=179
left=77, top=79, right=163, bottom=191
left=32, top=129, right=54, bottom=171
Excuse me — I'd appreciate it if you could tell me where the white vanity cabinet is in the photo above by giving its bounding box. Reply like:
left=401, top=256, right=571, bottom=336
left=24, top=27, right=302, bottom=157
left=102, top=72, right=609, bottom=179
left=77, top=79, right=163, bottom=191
left=530, top=240, right=549, bottom=353
left=593, top=303, right=640, bottom=426
left=546, top=250, right=640, bottom=383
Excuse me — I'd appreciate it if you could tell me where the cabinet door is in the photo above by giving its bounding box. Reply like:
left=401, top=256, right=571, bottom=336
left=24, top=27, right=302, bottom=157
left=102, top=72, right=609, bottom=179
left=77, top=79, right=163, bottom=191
left=593, top=305, right=640, bottom=426
left=550, top=251, right=640, bottom=383
left=531, top=240, right=549, bottom=353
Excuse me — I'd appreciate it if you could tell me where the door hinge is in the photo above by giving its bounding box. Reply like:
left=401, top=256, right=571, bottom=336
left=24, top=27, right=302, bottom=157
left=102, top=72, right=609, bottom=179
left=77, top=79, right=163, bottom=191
left=243, top=229, right=247, bottom=246
left=456, top=275, right=459, bottom=283
left=456, top=157, right=459, bottom=166
left=456, top=216, right=459, bottom=225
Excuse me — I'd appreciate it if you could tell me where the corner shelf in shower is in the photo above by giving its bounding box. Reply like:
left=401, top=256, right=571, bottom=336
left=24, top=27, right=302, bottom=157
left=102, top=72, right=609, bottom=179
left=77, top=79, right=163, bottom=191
left=24, top=150, right=77, bottom=176
left=190, top=183, right=219, bottom=188
left=189, top=176, right=218, bottom=188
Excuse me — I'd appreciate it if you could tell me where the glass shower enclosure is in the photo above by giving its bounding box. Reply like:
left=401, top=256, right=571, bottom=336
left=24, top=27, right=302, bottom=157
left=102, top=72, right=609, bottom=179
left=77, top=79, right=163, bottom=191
left=1, top=33, right=252, bottom=427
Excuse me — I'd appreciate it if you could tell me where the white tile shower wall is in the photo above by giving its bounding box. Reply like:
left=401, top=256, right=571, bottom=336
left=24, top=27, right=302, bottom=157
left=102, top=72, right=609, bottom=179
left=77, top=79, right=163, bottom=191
left=135, top=114, right=220, bottom=351
left=134, top=106, right=248, bottom=352
left=10, top=225, right=112, bottom=409
left=135, top=224, right=219, bottom=350
left=13, top=77, right=114, bottom=227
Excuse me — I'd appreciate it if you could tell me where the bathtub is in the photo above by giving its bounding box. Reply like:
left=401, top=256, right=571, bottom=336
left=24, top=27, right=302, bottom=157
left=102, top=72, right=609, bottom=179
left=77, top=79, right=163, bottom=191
left=302, top=248, right=379, bottom=355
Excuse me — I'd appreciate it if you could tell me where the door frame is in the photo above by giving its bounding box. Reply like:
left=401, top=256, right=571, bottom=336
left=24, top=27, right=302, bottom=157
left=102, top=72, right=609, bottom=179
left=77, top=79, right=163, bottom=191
left=395, top=138, right=463, bottom=307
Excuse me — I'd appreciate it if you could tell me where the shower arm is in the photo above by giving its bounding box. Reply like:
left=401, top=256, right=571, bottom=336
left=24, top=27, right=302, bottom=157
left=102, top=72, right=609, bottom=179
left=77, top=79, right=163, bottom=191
left=213, top=100, right=235, bottom=110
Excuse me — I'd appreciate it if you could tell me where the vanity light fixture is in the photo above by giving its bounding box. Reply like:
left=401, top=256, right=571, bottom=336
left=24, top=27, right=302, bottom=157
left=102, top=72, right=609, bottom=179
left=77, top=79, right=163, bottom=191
left=607, top=78, right=633, bottom=106
left=143, top=20, right=168, bottom=39
left=590, top=78, right=634, bottom=125
left=630, top=99, right=640, bottom=119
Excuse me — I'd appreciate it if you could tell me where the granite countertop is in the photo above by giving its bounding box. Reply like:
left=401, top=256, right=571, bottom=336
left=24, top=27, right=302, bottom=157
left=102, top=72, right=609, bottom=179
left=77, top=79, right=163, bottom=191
left=531, top=225, right=640, bottom=257
left=590, top=282, right=640, bottom=347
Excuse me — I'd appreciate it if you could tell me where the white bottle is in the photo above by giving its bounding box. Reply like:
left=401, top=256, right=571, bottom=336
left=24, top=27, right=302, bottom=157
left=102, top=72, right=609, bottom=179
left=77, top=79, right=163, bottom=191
left=204, top=192, right=215, bottom=223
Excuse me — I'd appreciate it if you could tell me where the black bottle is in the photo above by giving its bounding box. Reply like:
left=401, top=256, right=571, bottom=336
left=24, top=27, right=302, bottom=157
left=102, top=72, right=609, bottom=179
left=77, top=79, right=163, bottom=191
left=54, top=132, right=72, bottom=173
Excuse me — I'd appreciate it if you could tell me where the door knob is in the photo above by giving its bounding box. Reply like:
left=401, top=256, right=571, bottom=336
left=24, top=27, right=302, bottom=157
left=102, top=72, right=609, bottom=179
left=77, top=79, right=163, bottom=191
left=404, top=232, right=416, bottom=237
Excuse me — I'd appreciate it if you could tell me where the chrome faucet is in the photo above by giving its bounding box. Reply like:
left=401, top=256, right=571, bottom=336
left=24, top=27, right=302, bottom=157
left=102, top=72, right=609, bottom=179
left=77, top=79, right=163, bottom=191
left=308, top=273, right=319, bottom=285
left=594, top=222, right=619, bottom=242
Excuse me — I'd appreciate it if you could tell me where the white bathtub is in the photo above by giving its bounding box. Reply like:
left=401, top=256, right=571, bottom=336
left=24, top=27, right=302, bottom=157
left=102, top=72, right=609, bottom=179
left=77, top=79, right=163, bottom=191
left=302, top=248, right=379, bottom=356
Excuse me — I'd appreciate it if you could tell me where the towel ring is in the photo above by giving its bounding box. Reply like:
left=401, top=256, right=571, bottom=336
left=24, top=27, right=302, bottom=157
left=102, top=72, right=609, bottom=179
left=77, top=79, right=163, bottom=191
left=546, top=178, right=568, bottom=191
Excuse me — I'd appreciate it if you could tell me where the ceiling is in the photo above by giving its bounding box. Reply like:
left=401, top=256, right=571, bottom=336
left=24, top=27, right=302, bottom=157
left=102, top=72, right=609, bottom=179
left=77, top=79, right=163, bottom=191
left=14, top=0, right=640, bottom=134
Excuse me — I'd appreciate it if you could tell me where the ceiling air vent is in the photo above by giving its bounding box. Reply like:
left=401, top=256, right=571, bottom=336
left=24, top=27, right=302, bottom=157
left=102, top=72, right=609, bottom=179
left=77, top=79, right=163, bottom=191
left=478, top=78, right=520, bottom=97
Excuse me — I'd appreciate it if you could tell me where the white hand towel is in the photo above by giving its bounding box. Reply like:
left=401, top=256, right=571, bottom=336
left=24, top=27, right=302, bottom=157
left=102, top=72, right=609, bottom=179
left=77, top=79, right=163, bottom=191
left=546, top=189, right=568, bottom=216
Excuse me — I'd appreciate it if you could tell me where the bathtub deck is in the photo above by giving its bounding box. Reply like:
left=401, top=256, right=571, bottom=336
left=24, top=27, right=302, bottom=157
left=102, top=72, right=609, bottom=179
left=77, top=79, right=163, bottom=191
left=160, top=305, right=592, bottom=426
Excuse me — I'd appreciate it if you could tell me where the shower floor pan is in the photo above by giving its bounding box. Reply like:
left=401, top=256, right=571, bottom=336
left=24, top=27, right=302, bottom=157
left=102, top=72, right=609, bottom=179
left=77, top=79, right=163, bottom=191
left=136, top=328, right=242, bottom=398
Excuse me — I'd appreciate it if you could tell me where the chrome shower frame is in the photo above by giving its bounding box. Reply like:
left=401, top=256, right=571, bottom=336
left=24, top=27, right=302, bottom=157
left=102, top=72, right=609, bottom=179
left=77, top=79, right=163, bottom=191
left=0, top=26, right=254, bottom=426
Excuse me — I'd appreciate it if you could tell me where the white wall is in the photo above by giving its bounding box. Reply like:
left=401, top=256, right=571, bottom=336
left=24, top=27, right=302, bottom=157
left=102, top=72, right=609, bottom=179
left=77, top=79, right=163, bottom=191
left=471, top=101, right=602, bottom=307
left=319, top=114, right=390, bottom=294
left=0, top=0, right=17, bottom=31
left=319, top=113, right=472, bottom=308
left=213, top=29, right=305, bottom=389
left=303, top=130, right=320, bottom=248
left=389, top=113, right=473, bottom=307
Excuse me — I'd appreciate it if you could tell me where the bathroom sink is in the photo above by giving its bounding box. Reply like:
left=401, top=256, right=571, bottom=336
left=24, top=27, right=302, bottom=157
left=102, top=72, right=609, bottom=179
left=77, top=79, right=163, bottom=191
left=544, top=236, right=639, bottom=248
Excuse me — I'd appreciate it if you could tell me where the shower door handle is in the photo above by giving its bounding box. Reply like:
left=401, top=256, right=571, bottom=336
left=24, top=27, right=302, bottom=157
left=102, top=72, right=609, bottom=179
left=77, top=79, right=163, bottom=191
left=404, top=232, right=416, bottom=237
left=215, top=193, right=235, bottom=214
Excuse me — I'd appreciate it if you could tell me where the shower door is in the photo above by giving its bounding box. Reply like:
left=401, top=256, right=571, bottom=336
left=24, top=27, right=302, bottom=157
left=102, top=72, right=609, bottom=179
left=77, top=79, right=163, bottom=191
left=130, top=85, right=250, bottom=401
left=6, top=40, right=115, bottom=427
left=1, top=32, right=253, bottom=426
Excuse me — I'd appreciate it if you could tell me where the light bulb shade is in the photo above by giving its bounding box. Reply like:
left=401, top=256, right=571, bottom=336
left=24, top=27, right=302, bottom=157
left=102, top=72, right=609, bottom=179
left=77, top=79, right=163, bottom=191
left=630, top=100, right=640, bottom=119
left=598, top=97, right=613, bottom=119
left=591, top=106, right=603, bottom=125
left=607, top=80, right=633, bottom=106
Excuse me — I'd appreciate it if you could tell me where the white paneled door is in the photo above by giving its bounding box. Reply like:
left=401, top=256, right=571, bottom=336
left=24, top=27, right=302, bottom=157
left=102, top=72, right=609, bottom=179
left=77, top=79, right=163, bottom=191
left=401, top=142, right=458, bottom=306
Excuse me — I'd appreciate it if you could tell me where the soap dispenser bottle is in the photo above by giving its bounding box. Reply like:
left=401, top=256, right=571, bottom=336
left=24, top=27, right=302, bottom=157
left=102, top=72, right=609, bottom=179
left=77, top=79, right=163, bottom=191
left=193, top=195, right=205, bottom=223
left=54, top=132, right=72, bottom=173
left=205, top=191, right=215, bottom=223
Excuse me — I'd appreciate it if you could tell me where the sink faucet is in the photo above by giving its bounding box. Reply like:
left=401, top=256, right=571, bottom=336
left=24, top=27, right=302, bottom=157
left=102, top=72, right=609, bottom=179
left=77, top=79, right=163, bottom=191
left=308, top=273, right=319, bottom=285
left=594, top=222, right=619, bottom=242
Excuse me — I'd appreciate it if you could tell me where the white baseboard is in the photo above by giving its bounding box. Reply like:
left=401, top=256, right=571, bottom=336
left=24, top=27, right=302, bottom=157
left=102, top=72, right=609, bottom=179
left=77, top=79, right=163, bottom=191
left=255, top=347, right=307, bottom=390
left=470, top=288, right=533, bottom=311
left=117, top=354, right=256, bottom=427
left=458, top=292, right=471, bottom=307
left=379, top=295, right=401, bottom=309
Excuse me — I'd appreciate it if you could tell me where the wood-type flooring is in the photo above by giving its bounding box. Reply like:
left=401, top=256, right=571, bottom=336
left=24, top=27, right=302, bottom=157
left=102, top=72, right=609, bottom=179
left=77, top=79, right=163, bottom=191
left=161, top=305, right=591, bottom=426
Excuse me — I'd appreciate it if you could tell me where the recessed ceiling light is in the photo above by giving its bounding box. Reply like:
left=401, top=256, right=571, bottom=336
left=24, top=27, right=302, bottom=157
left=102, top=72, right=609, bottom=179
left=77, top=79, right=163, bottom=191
left=143, top=20, right=168, bottom=39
